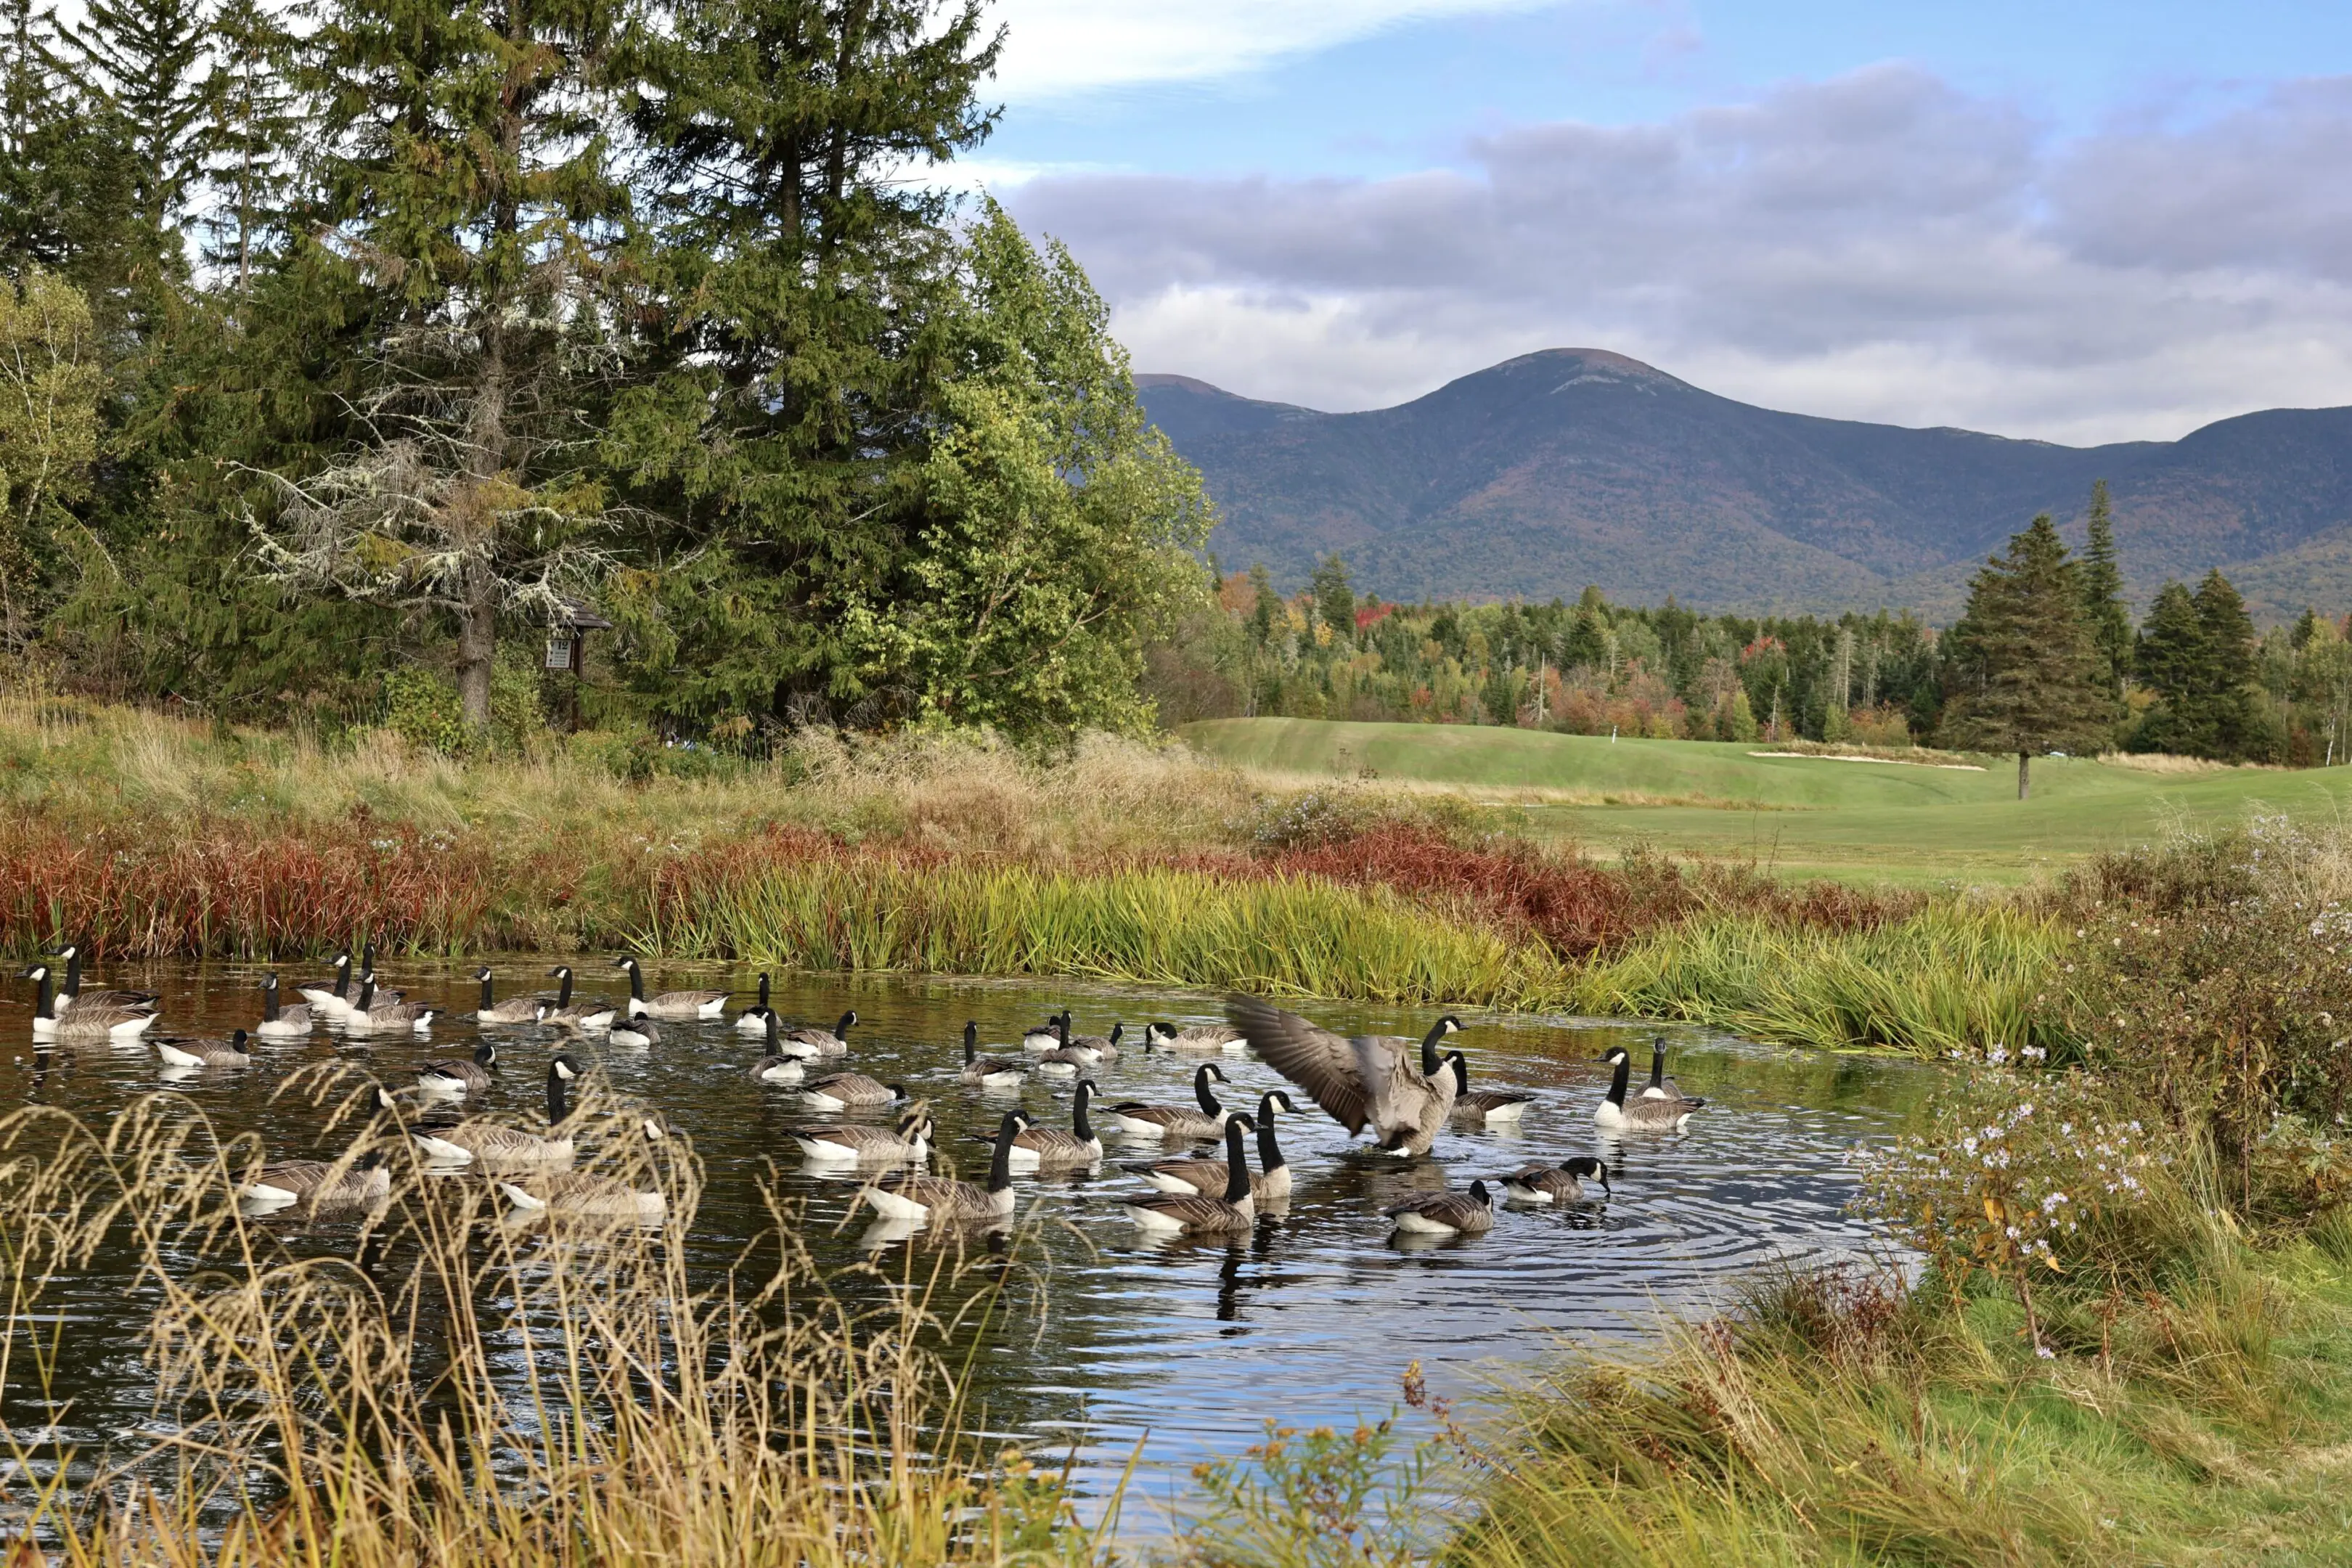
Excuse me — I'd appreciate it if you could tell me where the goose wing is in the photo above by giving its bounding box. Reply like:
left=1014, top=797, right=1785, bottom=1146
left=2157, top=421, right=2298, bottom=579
left=1122, top=1192, right=1250, bottom=1232
left=870, top=1172, right=987, bottom=1218
left=1228, top=995, right=1378, bottom=1135
left=1013, top=1128, right=1098, bottom=1164
left=1135, top=1157, right=1227, bottom=1194
left=244, top=1159, right=330, bottom=1198
left=796, top=1124, right=905, bottom=1155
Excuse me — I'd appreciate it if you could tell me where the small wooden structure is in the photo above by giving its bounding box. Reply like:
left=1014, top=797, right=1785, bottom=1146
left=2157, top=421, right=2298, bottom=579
left=545, top=598, right=611, bottom=730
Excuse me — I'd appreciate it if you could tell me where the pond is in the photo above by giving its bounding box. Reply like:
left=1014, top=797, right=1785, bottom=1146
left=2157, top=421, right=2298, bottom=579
left=3, top=961, right=1927, bottom=1534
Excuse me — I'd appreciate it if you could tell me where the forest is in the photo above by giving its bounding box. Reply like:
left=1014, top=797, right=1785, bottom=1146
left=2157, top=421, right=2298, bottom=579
left=1, top=0, right=1209, bottom=744
left=1148, top=486, right=2352, bottom=769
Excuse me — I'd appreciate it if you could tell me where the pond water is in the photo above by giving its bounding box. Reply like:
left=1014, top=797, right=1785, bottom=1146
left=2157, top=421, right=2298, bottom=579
left=1, top=962, right=1927, bottom=1532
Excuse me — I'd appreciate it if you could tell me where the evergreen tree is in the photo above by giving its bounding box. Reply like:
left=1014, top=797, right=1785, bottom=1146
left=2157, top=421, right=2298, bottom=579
left=200, top=0, right=303, bottom=295
left=2133, top=581, right=2209, bottom=754
left=604, top=0, right=1001, bottom=725
left=2194, top=568, right=2264, bottom=759
left=2078, top=478, right=2131, bottom=698
left=0, top=0, right=137, bottom=277
left=66, top=0, right=211, bottom=244
left=253, top=0, right=632, bottom=728
left=1939, top=514, right=2115, bottom=799
left=1311, top=554, right=1354, bottom=642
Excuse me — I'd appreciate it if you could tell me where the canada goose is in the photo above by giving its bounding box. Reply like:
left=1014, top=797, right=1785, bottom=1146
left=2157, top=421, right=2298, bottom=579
left=1596, top=1046, right=1706, bottom=1131
left=980, top=1079, right=1103, bottom=1170
left=1125, top=1090, right=1301, bottom=1202
left=1106, top=1063, right=1235, bottom=1142
left=1445, top=1054, right=1534, bottom=1124
left=254, top=974, right=313, bottom=1039
left=472, top=967, right=542, bottom=1025
left=543, top=967, right=616, bottom=1032
left=1032, top=1015, right=1102, bottom=1077
left=613, top=955, right=730, bottom=1021
left=499, top=1119, right=669, bottom=1220
left=799, top=1073, right=903, bottom=1111
left=417, top=1040, right=497, bottom=1098
left=1641, top=1037, right=1685, bottom=1101
left=21, top=965, right=158, bottom=1042
left=734, top=973, right=775, bottom=1035
left=1021, top=1016, right=1066, bottom=1053
left=50, top=944, right=159, bottom=1015
left=778, top=1010, right=857, bottom=1057
left=1066, top=1019, right=1123, bottom=1063
left=1122, top=1116, right=1257, bottom=1234
left=240, top=1147, right=392, bottom=1209
left=1385, top=1180, right=1497, bottom=1237
left=155, top=1029, right=254, bottom=1069
left=1495, top=1157, right=1610, bottom=1204
left=959, top=1021, right=1028, bottom=1087
left=861, top=1112, right=1021, bottom=1223
left=1142, top=1020, right=1247, bottom=1055
left=792, top=1106, right=934, bottom=1164
left=411, top=1055, right=582, bottom=1167
left=748, top=1010, right=809, bottom=1082
left=1228, top=995, right=1461, bottom=1157
left=610, top=1018, right=661, bottom=1049
left=343, top=973, right=438, bottom=1035
left=297, top=952, right=356, bottom=1016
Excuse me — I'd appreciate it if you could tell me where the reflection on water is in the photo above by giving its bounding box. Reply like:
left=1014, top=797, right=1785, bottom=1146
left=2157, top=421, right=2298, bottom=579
left=1, top=961, right=1927, bottom=1528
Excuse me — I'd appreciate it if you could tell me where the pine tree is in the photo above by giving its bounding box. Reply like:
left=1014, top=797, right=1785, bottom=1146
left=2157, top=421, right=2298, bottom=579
left=65, top=0, right=212, bottom=243
left=1940, top=514, right=2115, bottom=799
left=252, top=0, right=632, bottom=728
left=1312, top=554, right=1355, bottom=642
left=200, top=0, right=303, bottom=295
left=2078, top=478, right=2131, bottom=698
left=2133, top=581, right=2208, bottom=754
left=2194, top=568, right=2262, bottom=759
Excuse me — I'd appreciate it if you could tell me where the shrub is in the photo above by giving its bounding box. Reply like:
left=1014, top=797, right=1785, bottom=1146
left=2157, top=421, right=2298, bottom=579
left=382, top=666, right=467, bottom=754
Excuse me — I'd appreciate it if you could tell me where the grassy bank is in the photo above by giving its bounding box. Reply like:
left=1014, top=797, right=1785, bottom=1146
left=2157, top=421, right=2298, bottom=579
left=1181, top=716, right=2352, bottom=885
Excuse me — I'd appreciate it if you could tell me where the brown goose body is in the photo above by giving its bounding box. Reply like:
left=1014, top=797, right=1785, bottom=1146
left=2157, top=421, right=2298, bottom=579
left=1122, top=1117, right=1258, bottom=1234
left=1385, top=1180, right=1498, bottom=1236
left=615, top=956, right=730, bottom=1020
left=1106, top=1062, right=1234, bottom=1142
left=154, top=1029, right=254, bottom=1069
left=862, top=1114, right=1020, bottom=1223
left=1226, top=996, right=1461, bottom=1156
left=959, top=1022, right=1029, bottom=1087
left=240, top=1149, right=392, bottom=1207
left=1595, top=1047, right=1705, bottom=1132
left=411, top=1056, right=583, bottom=1169
left=793, top=1109, right=932, bottom=1164
left=1124, top=1090, right=1299, bottom=1201
left=799, top=1072, right=901, bottom=1109
left=1496, top=1158, right=1610, bottom=1204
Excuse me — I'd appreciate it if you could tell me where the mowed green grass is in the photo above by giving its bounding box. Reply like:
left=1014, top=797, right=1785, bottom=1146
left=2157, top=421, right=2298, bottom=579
left=1179, top=717, right=2352, bottom=884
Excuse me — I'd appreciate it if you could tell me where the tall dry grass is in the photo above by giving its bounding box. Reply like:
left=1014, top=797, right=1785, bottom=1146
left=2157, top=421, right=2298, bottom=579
left=0, top=1063, right=1106, bottom=1566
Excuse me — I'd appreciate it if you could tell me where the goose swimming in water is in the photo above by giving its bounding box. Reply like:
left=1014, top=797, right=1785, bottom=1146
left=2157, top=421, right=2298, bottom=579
left=1141, top=1020, right=1247, bottom=1055
left=792, top=1106, right=934, bottom=1164
left=1106, top=1063, right=1235, bottom=1142
left=1228, top=995, right=1461, bottom=1157
left=613, top=955, right=730, bottom=1021
left=22, top=964, right=158, bottom=1043
left=542, top=967, right=616, bottom=1032
left=734, top=973, right=775, bottom=1036
left=416, top=1040, right=497, bottom=1099
left=297, top=951, right=358, bottom=1018
left=411, top=1055, right=584, bottom=1168
left=1445, top=1053, right=1534, bottom=1125
left=979, top=1079, right=1103, bottom=1171
left=777, top=1010, right=856, bottom=1058
left=1122, top=1116, right=1258, bottom=1235
left=471, top=967, right=542, bottom=1026
left=240, top=1147, right=392, bottom=1209
left=49, top=943, right=159, bottom=1016
left=154, top=1029, right=254, bottom=1069
left=343, top=973, right=438, bottom=1036
left=1595, top=1045, right=1705, bottom=1131
left=958, top=1021, right=1028, bottom=1087
left=1384, top=1180, right=1498, bottom=1237
left=499, top=1119, right=669, bottom=1220
left=748, top=1010, right=809, bottom=1082
left=861, top=1113, right=1021, bottom=1225
left=798, top=1073, right=903, bottom=1111
left=1124, top=1090, right=1300, bottom=1203
left=253, top=974, right=313, bottom=1039
left=1640, top=1037, right=1684, bottom=1101
left=1495, top=1157, right=1610, bottom=1204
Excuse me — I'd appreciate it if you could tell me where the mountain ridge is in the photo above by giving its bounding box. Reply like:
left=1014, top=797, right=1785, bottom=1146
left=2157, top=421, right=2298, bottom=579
left=1137, top=349, right=2352, bottom=621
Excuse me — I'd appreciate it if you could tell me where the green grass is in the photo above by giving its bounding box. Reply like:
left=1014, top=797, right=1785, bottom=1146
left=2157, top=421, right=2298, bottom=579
left=1180, top=718, right=2352, bottom=884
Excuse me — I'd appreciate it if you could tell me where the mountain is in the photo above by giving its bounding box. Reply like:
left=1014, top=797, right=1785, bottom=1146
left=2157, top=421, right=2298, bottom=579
left=1135, top=352, right=2352, bottom=621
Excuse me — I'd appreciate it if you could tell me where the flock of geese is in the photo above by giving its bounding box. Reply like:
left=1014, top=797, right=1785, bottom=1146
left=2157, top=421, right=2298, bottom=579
left=12, top=943, right=1714, bottom=1245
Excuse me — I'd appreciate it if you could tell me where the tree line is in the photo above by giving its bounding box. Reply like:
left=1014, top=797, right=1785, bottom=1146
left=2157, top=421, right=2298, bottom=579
left=0, top=0, right=1209, bottom=743
left=1149, top=481, right=2352, bottom=791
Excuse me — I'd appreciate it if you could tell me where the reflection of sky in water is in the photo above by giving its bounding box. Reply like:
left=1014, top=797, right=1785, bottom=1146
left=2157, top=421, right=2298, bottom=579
left=1, top=965, right=1927, bottom=1536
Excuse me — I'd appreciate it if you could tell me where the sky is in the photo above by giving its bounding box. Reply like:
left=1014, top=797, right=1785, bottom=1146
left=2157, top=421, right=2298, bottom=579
left=975, top=1, right=2352, bottom=444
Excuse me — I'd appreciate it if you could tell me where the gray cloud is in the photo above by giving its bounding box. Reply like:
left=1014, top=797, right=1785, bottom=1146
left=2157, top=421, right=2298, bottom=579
left=1005, top=66, right=2352, bottom=442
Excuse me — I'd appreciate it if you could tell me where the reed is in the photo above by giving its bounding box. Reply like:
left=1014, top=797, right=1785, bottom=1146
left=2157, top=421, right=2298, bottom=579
left=0, top=1065, right=1106, bottom=1566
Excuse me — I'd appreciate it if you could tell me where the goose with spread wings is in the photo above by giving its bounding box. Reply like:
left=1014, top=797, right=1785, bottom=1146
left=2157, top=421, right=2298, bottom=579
left=1225, top=995, right=1461, bottom=1157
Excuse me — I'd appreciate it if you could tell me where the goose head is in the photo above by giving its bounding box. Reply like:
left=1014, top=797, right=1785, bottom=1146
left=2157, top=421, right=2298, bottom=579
left=1597, top=1046, right=1632, bottom=1067
left=640, top=1117, right=667, bottom=1143
left=475, top=965, right=494, bottom=983
left=552, top=1053, right=584, bottom=1082
left=1143, top=1022, right=1177, bottom=1050
left=15, top=964, right=47, bottom=983
left=1561, top=1156, right=1611, bottom=1190
left=1259, top=1089, right=1302, bottom=1118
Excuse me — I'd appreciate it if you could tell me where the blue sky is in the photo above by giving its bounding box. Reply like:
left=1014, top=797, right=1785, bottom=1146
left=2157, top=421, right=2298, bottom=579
left=984, top=2, right=2352, bottom=441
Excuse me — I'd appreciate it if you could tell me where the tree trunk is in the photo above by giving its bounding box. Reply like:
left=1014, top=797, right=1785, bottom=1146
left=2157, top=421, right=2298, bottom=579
left=2017, top=750, right=2030, bottom=800
left=457, top=589, right=495, bottom=730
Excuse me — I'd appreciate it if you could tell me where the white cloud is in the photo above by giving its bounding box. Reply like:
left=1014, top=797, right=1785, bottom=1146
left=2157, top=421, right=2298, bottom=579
left=986, top=0, right=1564, bottom=102
left=1008, top=65, right=2352, bottom=442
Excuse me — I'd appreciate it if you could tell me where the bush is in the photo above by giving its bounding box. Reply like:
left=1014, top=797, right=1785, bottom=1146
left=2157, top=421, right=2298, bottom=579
left=382, top=666, right=467, bottom=754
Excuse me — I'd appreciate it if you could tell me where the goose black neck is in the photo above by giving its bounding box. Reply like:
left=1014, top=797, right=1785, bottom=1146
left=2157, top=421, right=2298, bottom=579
left=554, top=970, right=573, bottom=1008
left=756, top=973, right=769, bottom=1008
left=474, top=1040, right=496, bottom=1066
left=355, top=976, right=376, bottom=1011
left=1055, top=1015, right=1069, bottom=1047
left=988, top=1115, right=1018, bottom=1193
left=1450, top=1053, right=1469, bottom=1093
left=625, top=961, right=645, bottom=1003
left=1649, top=1042, right=1667, bottom=1090
left=480, top=973, right=495, bottom=1010
left=263, top=978, right=282, bottom=1023
left=30, top=969, right=54, bottom=1020
left=332, top=955, right=351, bottom=999
left=1221, top=1119, right=1252, bottom=1203
left=834, top=1011, right=855, bottom=1040
left=963, top=1022, right=978, bottom=1065
left=1194, top=1066, right=1222, bottom=1115
left=361, top=942, right=375, bottom=971
left=764, top=1010, right=780, bottom=1048
left=547, top=1064, right=571, bottom=1128
left=1072, top=1082, right=1095, bottom=1141
left=61, top=950, right=81, bottom=997
left=1255, top=1098, right=1284, bottom=1172
left=1419, top=1021, right=1449, bottom=1077
left=1607, top=1053, right=1631, bottom=1107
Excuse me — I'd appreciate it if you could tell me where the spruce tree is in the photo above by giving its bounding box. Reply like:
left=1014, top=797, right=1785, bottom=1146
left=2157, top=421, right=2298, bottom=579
left=2194, top=568, right=2261, bottom=759
left=200, top=0, right=303, bottom=295
left=65, top=0, right=211, bottom=244
left=2078, top=478, right=2131, bottom=698
left=1312, top=554, right=1355, bottom=642
left=1940, top=514, right=2115, bottom=799
left=2133, top=581, right=2209, bottom=754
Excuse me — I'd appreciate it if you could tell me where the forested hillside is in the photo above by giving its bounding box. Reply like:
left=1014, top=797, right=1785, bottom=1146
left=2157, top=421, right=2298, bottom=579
left=1139, top=351, right=2352, bottom=620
